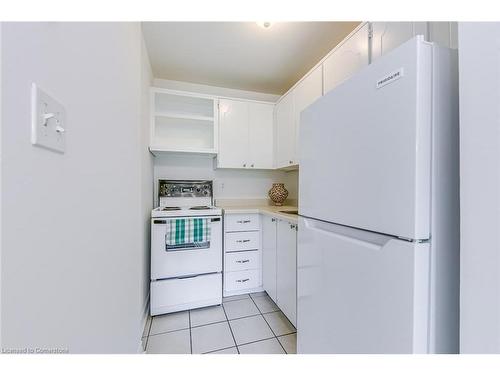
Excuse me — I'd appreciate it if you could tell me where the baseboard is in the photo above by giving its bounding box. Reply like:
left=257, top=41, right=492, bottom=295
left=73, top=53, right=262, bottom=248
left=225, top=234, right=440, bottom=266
left=137, top=292, right=150, bottom=354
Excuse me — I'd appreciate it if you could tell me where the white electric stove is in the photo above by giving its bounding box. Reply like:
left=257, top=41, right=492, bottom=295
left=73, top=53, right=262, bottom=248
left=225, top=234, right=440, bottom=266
left=150, top=180, right=223, bottom=316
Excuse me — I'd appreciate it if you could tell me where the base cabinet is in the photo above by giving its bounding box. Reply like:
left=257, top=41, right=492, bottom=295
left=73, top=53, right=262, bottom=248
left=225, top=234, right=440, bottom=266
left=223, top=213, right=263, bottom=296
left=276, top=219, right=298, bottom=326
left=262, top=216, right=278, bottom=302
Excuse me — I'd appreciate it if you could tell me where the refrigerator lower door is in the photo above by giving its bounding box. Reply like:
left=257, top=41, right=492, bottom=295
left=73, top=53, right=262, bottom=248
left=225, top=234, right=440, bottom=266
left=297, top=216, right=430, bottom=354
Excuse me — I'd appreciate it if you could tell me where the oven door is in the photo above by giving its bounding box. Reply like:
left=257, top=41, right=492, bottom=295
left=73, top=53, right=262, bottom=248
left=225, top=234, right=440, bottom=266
left=151, top=215, right=222, bottom=280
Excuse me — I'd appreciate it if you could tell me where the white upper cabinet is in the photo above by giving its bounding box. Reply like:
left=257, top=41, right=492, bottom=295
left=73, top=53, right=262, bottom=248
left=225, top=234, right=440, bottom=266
left=150, top=88, right=218, bottom=156
left=249, top=102, right=274, bottom=169
left=293, top=66, right=323, bottom=164
left=428, top=22, right=458, bottom=49
left=275, top=65, right=322, bottom=169
left=323, top=23, right=370, bottom=94
left=218, top=99, right=274, bottom=169
left=275, top=92, right=295, bottom=169
left=371, top=22, right=428, bottom=62
left=218, top=99, right=249, bottom=168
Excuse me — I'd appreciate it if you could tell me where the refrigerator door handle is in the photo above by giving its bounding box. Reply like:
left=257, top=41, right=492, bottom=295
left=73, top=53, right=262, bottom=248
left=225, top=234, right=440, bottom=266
left=302, top=217, right=391, bottom=251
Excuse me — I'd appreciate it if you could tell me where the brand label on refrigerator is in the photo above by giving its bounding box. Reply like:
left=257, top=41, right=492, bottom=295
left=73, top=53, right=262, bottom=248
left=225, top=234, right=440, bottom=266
left=376, top=68, right=404, bottom=89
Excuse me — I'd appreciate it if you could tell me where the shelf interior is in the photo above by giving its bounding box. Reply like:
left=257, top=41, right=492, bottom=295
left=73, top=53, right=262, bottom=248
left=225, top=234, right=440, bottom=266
left=154, top=116, right=214, bottom=150
left=154, top=92, right=214, bottom=118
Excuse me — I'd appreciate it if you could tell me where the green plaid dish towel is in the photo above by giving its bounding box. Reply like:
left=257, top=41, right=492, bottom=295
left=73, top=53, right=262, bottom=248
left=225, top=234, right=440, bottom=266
left=165, top=218, right=211, bottom=246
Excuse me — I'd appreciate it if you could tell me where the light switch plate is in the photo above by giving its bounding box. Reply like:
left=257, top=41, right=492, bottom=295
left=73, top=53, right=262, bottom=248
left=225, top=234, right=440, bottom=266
left=31, top=83, right=66, bottom=153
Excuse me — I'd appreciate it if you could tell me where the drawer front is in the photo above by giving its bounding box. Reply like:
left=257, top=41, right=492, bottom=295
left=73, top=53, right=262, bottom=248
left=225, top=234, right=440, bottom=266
left=225, top=231, right=260, bottom=252
left=225, top=214, right=260, bottom=232
left=225, top=250, right=260, bottom=272
left=150, top=273, right=222, bottom=316
left=224, top=269, right=261, bottom=292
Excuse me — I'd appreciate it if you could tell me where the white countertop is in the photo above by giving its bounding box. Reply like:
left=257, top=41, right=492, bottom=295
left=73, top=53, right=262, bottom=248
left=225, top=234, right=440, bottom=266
left=217, top=204, right=299, bottom=224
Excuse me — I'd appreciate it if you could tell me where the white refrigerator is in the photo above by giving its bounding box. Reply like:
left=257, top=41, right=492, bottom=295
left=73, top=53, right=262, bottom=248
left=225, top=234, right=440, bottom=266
left=297, top=36, right=459, bottom=354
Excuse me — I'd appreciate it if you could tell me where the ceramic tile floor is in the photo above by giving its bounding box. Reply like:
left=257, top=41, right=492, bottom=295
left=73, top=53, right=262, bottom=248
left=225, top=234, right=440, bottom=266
left=142, top=292, right=296, bottom=354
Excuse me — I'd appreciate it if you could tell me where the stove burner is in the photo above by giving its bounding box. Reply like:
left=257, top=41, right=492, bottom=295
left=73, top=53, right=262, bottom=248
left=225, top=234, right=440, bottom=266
left=162, top=206, right=181, bottom=211
left=189, top=206, right=211, bottom=210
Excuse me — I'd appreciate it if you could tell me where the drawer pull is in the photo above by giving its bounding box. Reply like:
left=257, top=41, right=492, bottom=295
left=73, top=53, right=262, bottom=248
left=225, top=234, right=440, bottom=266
left=236, top=259, right=250, bottom=264
left=236, top=239, right=250, bottom=243
left=236, top=220, right=251, bottom=224
left=236, top=278, right=250, bottom=283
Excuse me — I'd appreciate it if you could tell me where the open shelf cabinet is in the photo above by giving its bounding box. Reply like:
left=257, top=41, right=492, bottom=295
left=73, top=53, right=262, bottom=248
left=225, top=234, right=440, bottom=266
left=150, top=88, right=219, bottom=156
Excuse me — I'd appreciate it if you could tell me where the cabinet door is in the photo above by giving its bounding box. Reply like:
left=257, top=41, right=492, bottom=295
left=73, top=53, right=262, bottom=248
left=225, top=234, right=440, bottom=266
left=293, top=66, right=323, bottom=165
left=275, top=92, right=295, bottom=168
left=371, top=22, right=428, bottom=62
left=323, top=23, right=370, bottom=94
left=276, top=219, right=297, bottom=326
left=218, top=99, right=249, bottom=168
left=428, top=22, right=458, bottom=49
left=262, top=216, right=278, bottom=302
left=249, top=102, right=274, bottom=169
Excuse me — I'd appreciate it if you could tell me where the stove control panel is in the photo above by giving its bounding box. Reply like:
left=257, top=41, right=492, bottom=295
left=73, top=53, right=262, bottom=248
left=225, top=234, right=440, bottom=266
left=159, top=180, right=213, bottom=198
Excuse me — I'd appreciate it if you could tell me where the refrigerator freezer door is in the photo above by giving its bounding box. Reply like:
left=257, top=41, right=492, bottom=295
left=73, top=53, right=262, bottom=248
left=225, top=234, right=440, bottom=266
left=297, top=216, right=430, bottom=353
left=299, top=36, right=432, bottom=240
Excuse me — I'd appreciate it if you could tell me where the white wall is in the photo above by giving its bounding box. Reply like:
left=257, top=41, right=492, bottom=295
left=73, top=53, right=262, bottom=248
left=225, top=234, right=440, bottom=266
left=1, top=22, right=151, bottom=353
left=153, top=155, right=298, bottom=207
left=459, top=22, right=500, bottom=353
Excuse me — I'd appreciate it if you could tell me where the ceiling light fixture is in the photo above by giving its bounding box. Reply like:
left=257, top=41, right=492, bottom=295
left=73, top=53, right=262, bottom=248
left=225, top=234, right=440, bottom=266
left=256, top=22, right=274, bottom=29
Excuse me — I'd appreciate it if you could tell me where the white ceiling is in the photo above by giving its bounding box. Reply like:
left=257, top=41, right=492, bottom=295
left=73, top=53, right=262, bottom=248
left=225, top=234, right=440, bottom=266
left=142, top=22, right=360, bottom=95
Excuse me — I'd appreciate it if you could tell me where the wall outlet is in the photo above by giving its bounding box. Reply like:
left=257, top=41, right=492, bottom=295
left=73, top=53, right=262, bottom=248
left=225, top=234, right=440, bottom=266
left=31, top=83, right=66, bottom=153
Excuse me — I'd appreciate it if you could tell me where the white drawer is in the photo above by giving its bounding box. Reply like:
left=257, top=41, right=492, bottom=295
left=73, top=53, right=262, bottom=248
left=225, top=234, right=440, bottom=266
left=150, top=273, right=222, bottom=316
left=225, top=231, right=260, bottom=252
left=225, top=250, right=260, bottom=272
left=225, top=213, right=260, bottom=232
left=224, top=269, right=261, bottom=292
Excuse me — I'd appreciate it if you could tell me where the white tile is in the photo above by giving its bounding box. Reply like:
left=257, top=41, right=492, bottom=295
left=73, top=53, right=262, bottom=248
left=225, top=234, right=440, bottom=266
left=223, top=298, right=260, bottom=320
left=142, top=315, right=152, bottom=337
left=190, top=305, right=226, bottom=327
left=146, top=329, right=191, bottom=354
left=191, top=321, right=235, bottom=354
left=252, top=295, right=279, bottom=314
left=205, top=347, right=238, bottom=354
left=238, top=338, right=285, bottom=354
left=223, top=294, right=250, bottom=303
left=150, top=311, right=189, bottom=335
left=263, top=311, right=296, bottom=336
left=278, top=333, right=297, bottom=354
left=229, top=315, right=274, bottom=345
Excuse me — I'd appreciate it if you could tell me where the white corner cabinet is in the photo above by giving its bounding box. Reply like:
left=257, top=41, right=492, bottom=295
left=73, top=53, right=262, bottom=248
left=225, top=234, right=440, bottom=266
left=217, top=99, right=274, bottom=169
left=275, top=65, right=322, bottom=169
left=149, top=88, right=219, bottom=156
left=262, top=215, right=298, bottom=327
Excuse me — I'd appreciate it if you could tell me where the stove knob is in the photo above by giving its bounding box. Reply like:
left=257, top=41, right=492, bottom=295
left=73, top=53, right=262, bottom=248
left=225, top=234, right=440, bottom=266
left=203, top=190, right=208, bottom=195
left=196, top=187, right=201, bottom=193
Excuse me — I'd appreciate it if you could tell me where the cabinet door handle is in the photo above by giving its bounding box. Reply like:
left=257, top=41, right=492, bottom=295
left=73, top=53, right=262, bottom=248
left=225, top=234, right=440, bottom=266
left=243, top=163, right=246, bottom=167
left=236, top=259, right=250, bottom=263
left=251, top=164, right=254, bottom=168
left=236, top=278, right=250, bottom=283
left=289, top=160, right=293, bottom=164
left=236, top=220, right=251, bottom=224
left=236, top=239, right=250, bottom=243
left=271, top=218, right=276, bottom=222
